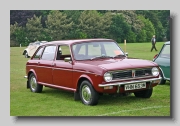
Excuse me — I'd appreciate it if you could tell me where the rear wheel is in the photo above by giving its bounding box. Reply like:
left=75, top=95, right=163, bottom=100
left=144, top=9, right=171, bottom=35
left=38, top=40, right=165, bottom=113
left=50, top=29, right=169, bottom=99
left=134, top=88, right=153, bottom=98
left=80, top=80, right=99, bottom=106
left=28, top=73, right=43, bottom=93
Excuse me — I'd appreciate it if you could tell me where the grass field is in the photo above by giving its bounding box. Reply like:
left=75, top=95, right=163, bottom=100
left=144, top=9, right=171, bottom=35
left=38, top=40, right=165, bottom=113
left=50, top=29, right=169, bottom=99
left=10, top=42, right=170, bottom=116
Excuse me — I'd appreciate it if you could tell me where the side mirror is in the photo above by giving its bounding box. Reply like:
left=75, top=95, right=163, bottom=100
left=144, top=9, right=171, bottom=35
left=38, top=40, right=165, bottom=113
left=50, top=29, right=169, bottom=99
left=64, top=57, right=71, bottom=62
left=125, top=52, right=128, bottom=56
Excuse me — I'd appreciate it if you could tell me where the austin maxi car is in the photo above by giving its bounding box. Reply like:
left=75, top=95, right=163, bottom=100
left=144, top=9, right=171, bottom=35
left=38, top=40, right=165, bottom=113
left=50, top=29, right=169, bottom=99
left=153, top=41, right=170, bottom=84
left=22, top=41, right=47, bottom=58
left=24, top=38, right=162, bottom=106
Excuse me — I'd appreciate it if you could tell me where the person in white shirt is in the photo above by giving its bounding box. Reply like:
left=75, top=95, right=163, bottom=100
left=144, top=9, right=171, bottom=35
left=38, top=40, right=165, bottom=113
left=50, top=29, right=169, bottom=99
left=150, top=35, right=158, bottom=52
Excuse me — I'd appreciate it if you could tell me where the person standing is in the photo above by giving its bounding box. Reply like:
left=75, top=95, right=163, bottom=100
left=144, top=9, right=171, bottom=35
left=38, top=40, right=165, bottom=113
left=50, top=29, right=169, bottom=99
left=151, top=35, right=158, bottom=52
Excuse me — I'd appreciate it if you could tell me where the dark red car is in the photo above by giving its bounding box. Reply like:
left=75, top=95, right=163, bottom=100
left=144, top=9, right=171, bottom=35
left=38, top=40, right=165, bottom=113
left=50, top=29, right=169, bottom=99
left=24, top=39, right=162, bottom=105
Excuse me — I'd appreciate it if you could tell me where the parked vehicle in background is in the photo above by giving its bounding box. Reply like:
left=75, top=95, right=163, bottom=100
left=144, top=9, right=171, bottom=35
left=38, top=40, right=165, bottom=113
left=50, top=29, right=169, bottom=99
left=22, top=41, right=47, bottom=58
left=153, top=41, right=170, bottom=84
left=24, top=38, right=162, bottom=106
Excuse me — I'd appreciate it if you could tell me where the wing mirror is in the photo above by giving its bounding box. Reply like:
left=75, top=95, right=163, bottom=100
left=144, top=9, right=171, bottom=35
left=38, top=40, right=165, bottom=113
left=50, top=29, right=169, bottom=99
left=125, top=52, right=128, bottom=57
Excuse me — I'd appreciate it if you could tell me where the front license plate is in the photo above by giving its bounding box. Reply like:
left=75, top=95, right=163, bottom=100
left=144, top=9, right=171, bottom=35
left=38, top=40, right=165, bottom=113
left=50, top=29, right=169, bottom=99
left=124, top=82, right=146, bottom=91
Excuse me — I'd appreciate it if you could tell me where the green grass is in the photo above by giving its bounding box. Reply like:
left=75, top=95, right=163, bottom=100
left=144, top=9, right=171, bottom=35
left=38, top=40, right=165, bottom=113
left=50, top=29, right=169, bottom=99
left=10, top=42, right=170, bottom=116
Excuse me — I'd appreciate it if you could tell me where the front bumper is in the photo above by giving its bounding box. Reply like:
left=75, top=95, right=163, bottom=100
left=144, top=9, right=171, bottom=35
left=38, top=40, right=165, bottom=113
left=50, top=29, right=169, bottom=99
left=98, top=76, right=162, bottom=93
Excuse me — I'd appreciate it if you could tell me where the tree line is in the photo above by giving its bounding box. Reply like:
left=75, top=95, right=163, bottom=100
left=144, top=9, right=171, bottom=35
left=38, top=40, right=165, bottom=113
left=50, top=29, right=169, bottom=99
left=10, top=10, right=170, bottom=46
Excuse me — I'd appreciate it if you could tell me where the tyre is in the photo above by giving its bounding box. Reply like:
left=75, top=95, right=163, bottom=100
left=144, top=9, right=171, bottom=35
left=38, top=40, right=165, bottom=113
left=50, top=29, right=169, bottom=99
left=159, top=78, right=166, bottom=85
left=28, top=73, right=43, bottom=93
left=134, top=88, right=153, bottom=98
left=79, top=80, right=99, bottom=105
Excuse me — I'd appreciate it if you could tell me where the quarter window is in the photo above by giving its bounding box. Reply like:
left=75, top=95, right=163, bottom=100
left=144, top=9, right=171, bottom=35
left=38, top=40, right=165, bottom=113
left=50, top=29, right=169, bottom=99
left=33, top=47, right=44, bottom=59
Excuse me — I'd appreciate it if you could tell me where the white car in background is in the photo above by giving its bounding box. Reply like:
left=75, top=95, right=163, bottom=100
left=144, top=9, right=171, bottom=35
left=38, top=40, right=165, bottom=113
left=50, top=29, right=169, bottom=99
left=22, top=41, right=47, bottom=58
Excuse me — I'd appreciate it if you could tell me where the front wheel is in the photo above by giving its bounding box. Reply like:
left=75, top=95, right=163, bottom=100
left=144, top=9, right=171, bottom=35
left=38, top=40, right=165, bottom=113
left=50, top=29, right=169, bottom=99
left=80, top=80, right=99, bottom=106
left=134, top=88, right=153, bottom=98
left=28, top=73, right=43, bottom=93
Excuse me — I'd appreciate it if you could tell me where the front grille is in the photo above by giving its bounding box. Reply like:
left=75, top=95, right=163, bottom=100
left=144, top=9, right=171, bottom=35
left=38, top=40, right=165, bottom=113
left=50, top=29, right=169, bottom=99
left=112, top=68, right=152, bottom=80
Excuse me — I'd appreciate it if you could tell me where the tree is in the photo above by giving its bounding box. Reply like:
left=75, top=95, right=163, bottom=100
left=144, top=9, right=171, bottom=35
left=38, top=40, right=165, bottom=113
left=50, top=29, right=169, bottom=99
left=136, top=10, right=166, bottom=41
left=26, top=15, right=45, bottom=41
left=78, top=10, right=112, bottom=38
left=10, top=10, right=41, bottom=27
left=137, top=15, right=155, bottom=42
left=109, top=14, right=132, bottom=43
left=10, top=22, right=27, bottom=46
left=112, top=10, right=144, bottom=35
left=45, top=10, right=73, bottom=40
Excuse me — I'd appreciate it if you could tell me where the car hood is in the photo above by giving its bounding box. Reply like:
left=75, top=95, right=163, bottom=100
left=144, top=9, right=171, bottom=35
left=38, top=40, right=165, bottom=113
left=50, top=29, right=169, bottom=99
left=77, top=58, right=157, bottom=71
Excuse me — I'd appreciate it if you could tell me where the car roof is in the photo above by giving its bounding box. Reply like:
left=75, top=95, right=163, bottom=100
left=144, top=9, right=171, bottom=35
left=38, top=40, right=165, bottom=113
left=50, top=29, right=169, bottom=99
left=42, top=38, right=114, bottom=46
left=164, top=41, right=170, bottom=45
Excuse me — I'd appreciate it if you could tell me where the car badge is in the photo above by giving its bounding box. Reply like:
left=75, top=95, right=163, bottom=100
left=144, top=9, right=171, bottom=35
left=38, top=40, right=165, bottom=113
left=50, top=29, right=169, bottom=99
left=132, top=70, right=135, bottom=78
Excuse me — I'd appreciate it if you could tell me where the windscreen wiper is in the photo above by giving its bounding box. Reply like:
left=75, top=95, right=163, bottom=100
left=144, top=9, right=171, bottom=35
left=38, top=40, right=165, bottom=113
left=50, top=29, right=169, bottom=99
left=91, top=55, right=113, bottom=60
left=113, top=54, right=126, bottom=58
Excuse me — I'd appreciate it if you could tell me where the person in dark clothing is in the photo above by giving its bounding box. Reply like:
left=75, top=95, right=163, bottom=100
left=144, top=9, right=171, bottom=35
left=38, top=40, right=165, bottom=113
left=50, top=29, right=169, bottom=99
left=150, top=35, right=158, bottom=52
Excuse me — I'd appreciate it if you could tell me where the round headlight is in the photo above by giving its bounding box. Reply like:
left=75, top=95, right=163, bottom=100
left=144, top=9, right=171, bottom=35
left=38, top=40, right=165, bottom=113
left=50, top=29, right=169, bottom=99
left=104, top=72, right=112, bottom=82
left=152, top=67, right=159, bottom=76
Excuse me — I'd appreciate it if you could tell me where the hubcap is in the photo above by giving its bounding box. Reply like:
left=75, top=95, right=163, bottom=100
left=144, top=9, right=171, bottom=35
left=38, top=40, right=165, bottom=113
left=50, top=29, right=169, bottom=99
left=30, top=76, right=37, bottom=92
left=81, top=85, right=92, bottom=104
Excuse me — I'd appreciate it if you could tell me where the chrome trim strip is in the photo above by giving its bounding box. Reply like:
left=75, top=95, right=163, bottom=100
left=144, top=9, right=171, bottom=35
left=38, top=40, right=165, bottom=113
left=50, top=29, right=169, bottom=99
left=39, top=82, right=76, bottom=92
left=108, top=67, right=153, bottom=73
left=111, top=75, right=154, bottom=82
left=98, top=77, right=162, bottom=87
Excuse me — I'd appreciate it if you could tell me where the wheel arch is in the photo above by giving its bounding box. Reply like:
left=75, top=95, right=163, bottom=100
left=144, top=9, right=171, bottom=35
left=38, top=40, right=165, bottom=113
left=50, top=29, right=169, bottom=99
left=76, top=75, right=94, bottom=93
left=28, top=70, right=38, bottom=81
left=159, top=67, right=165, bottom=79
left=23, top=49, right=29, bottom=55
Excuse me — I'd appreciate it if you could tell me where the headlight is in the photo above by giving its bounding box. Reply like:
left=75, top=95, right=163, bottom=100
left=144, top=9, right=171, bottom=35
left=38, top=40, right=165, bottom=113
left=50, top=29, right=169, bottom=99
left=151, top=67, right=159, bottom=76
left=104, top=72, right=112, bottom=82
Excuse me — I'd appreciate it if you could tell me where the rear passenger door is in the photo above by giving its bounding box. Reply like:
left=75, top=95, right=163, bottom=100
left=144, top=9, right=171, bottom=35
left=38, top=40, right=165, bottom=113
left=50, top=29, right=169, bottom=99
left=53, top=45, right=73, bottom=89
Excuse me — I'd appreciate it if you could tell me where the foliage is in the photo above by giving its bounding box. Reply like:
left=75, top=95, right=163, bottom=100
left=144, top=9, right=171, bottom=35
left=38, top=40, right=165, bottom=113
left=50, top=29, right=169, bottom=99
left=10, top=10, right=170, bottom=46
left=10, top=22, right=28, bottom=46
left=78, top=10, right=112, bottom=38
left=45, top=10, right=73, bottom=40
left=137, top=15, right=155, bottom=42
left=109, top=14, right=131, bottom=43
left=26, top=15, right=45, bottom=42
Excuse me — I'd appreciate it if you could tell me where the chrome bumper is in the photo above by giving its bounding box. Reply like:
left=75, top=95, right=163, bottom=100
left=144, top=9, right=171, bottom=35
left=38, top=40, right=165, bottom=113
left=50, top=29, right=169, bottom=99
left=98, top=77, right=162, bottom=87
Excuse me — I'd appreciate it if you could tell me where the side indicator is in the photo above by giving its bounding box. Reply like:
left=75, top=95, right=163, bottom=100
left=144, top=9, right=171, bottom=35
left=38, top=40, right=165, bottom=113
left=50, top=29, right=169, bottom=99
left=104, top=86, right=113, bottom=90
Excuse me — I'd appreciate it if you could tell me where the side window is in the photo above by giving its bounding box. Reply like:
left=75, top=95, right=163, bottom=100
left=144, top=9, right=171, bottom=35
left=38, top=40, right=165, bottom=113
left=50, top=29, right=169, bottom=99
left=32, top=47, right=44, bottom=59
left=56, top=45, right=71, bottom=60
left=160, top=45, right=170, bottom=58
left=41, top=46, right=56, bottom=61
